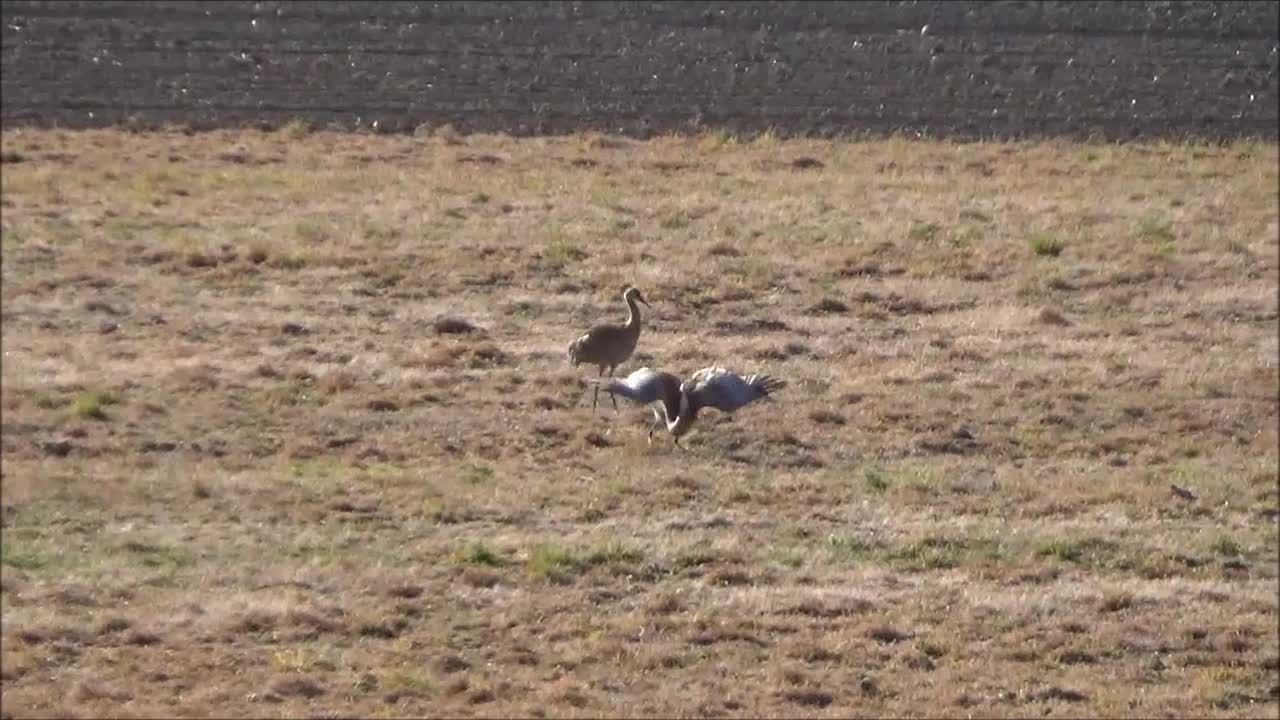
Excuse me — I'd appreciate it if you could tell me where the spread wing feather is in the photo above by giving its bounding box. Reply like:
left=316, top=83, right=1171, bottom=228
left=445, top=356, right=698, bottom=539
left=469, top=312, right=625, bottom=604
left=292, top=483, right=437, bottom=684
left=683, top=366, right=787, bottom=413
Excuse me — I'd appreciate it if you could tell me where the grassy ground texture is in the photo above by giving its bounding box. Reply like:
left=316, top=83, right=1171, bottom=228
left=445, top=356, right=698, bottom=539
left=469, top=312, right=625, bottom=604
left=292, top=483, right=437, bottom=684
left=1, top=126, right=1277, bottom=718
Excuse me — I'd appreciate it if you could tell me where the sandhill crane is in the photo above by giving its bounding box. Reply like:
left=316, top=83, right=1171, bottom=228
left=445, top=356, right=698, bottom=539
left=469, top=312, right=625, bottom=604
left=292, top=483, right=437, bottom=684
left=568, top=287, right=650, bottom=412
left=598, top=365, right=787, bottom=447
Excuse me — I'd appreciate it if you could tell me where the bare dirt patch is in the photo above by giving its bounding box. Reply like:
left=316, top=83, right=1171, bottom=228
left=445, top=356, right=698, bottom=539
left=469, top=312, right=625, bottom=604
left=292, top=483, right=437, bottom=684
left=1, top=2, right=1276, bottom=141
left=1, top=128, right=1277, bottom=718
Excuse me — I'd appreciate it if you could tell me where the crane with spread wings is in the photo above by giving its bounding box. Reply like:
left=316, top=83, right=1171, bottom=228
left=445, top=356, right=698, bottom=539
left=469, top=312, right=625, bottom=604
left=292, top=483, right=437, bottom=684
left=596, top=365, right=787, bottom=447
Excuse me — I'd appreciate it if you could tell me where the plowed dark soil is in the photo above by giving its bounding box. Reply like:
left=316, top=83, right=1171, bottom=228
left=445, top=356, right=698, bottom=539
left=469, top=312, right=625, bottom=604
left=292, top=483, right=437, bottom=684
left=2, top=0, right=1277, bottom=140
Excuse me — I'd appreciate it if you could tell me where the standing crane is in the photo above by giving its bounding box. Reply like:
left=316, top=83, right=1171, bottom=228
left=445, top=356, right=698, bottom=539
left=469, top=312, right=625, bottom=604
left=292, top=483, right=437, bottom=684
left=567, top=287, right=651, bottom=412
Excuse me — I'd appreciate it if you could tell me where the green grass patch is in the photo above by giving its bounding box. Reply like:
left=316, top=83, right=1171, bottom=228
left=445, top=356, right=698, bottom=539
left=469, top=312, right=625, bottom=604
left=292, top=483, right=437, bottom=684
left=949, top=222, right=983, bottom=247
left=826, top=532, right=1005, bottom=569
left=287, top=457, right=348, bottom=480
left=268, top=248, right=308, bottom=270
left=722, top=255, right=773, bottom=284
left=1208, top=535, right=1242, bottom=557
left=826, top=535, right=881, bottom=563
left=102, top=218, right=141, bottom=241
left=541, top=237, right=588, bottom=270
left=67, top=389, right=120, bottom=420
left=293, top=217, right=334, bottom=243
left=767, top=544, right=806, bottom=569
left=673, top=543, right=719, bottom=570
left=384, top=670, right=433, bottom=693
left=459, top=463, right=495, bottom=485
left=360, top=220, right=401, bottom=243
left=120, top=540, right=194, bottom=571
left=1034, top=536, right=1119, bottom=566
left=1136, top=213, right=1176, bottom=255
left=864, top=466, right=890, bottom=493
left=524, top=541, right=644, bottom=578
left=1029, top=231, right=1064, bottom=257
left=1136, top=214, right=1175, bottom=243
left=527, top=543, right=584, bottom=577
left=0, top=542, right=46, bottom=570
left=891, top=536, right=968, bottom=569
left=585, top=541, right=644, bottom=566
left=457, top=541, right=506, bottom=567
left=1035, top=538, right=1085, bottom=562
left=908, top=222, right=942, bottom=242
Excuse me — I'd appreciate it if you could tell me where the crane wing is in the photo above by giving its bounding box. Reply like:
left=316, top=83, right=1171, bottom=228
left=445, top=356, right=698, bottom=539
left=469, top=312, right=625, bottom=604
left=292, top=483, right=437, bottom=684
left=683, top=366, right=787, bottom=413
left=599, top=368, right=682, bottom=415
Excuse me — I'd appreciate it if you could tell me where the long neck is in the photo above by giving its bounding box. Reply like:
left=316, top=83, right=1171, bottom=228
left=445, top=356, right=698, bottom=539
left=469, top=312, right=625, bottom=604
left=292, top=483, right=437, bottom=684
left=666, top=393, right=698, bottom=437
left=624, top=294, right=642, bottom=330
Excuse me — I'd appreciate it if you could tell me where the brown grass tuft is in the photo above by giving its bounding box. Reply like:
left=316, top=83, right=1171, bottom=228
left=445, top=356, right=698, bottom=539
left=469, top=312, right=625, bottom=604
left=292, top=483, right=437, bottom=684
left=268, top=676, right=326, bottom=699
left=1037, top=306, right=1072, bottom=326
left=433, top=316, right=481, bottom=335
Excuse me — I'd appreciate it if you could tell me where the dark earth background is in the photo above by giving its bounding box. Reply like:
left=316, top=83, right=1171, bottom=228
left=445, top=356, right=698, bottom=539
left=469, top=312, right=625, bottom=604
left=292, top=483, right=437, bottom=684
left=2, top=1, right=1278, bottom=141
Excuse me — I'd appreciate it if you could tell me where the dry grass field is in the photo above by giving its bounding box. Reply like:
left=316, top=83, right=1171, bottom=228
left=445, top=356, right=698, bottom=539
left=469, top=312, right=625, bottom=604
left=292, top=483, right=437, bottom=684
left=1, top=126, right=1277, bottom=719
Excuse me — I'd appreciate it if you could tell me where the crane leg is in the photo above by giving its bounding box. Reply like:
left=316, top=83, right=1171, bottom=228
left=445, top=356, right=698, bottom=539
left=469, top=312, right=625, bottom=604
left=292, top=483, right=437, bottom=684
left=608, top=366, right=619, bottom=412
left=592, top=366, right=603, bottom=413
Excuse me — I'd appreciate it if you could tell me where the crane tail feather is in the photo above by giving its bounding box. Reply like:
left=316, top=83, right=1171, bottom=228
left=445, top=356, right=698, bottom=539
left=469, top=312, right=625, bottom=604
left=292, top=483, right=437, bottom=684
left=753, top=375, right=787, bottom=398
